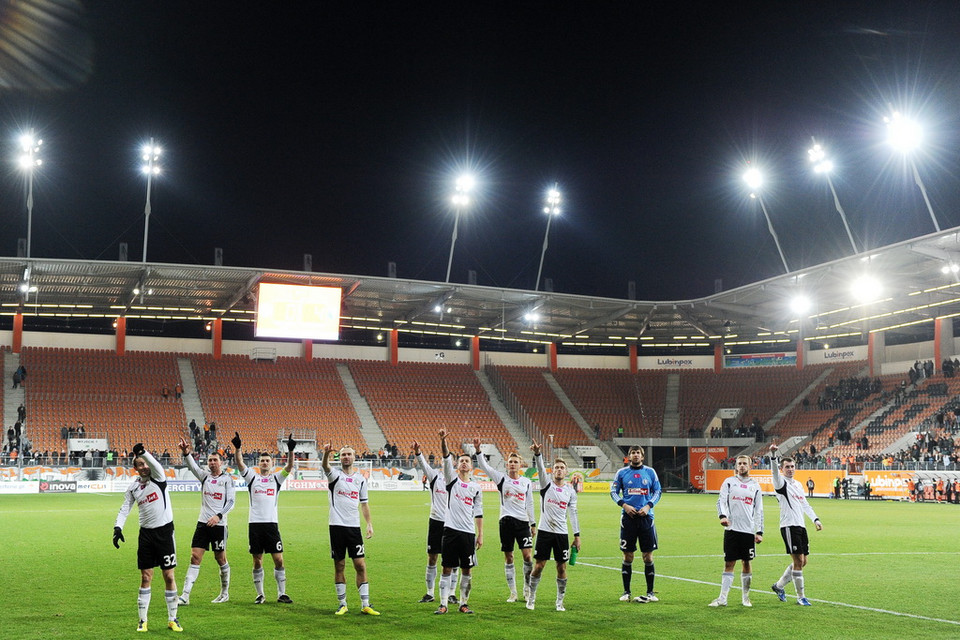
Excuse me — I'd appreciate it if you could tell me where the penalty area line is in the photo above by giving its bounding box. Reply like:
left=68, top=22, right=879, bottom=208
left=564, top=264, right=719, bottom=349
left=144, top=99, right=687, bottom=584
left=576, top=561, right=960, bottom=627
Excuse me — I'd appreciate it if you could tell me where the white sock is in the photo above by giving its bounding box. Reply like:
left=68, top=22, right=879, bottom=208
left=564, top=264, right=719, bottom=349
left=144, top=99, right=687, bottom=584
left=253, top=568, right=264, bottom=597
left=138, top=588, right=151, bottom=621
left=529, top=573, right=542, bottom=602
left=792, top=571, right=805, bottom=598
left=505, top=563, right=516, bottom=592
left=426, top=564, right=437, bottom=597
left=556, top=577, right=567, bottom=603
left=219, top=563, right=230, bottom=593
left=165, top=590, right=178, bottom=621
left=719, top=571, right=734, bottom=601
left=182, top=564, right=200, bottom=596
left=359, top=582, right=370, bottom=608
left=274, top=568, right=286, bottom=597
left=335, top=582, right=347, bottom=606
left=741, top=572, right=752, bottom=599
left=439, top=573, right=451, bottom=605
left=523, top=561, right=533, bottom=589
left=775, top=564, right=793, bottom=589
left=460, top=573, right=472, bottom=605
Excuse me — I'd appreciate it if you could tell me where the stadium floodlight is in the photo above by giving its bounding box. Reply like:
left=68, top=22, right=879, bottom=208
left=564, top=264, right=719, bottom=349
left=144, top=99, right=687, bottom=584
left=941, top=263, right=960, bottom=275
left=742, top=166, right=790, bottom=273
left=445, top=174, right=474, bottom=283
left=535, top=183, right=562, bottom=292
left=140, top=138, right=162, bottom=262
left=17, top=128, right=43, bottom=258
left=808, top=139, right=858, bottom=254
left=851, top=274, right=882, bottom=302
left=789, top=294, right=812, bottom=316
left=884, top=111, right=940, bottom=232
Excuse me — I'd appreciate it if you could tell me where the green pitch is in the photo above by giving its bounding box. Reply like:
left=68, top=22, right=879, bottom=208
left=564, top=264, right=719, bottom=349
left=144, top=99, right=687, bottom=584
left=5, top=491, right=958, bottom=639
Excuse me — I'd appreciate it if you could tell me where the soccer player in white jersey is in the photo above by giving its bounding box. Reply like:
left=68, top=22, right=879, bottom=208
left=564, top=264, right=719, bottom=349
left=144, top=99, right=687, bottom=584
left=525, top=440, right=580, bottom=612
left=473, top=436, right=536, bottom=603
left=709, top=454, right=764, bottom=608
left=176, top=437, right=236, bottom=605
left=434, top=428, right=484, bottom=615
left=769, top=443, right=823, bottom=606
left=322, top=443, right=379, bottom=616
left=233, top=431, right=296, bottom=604
left=412, top=440, right=459, bottom=604
left=113, top=443, right=183, bottom=633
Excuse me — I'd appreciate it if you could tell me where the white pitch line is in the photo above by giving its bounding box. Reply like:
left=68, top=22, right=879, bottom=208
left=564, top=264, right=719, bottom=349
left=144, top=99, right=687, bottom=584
left=585, top=551, right=960, bottom=560
left=575, top=561, right=960, bottom=627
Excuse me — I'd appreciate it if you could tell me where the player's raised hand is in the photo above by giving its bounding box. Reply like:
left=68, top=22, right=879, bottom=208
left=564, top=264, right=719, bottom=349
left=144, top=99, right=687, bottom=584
left=286, top=433, right=296, bottom=452
left=412, top=441, right=421, bottom=455
left=323, top=443, right=333, bottom=454
left=231, top=432, right=242, bottom=449
left=472, top=436, right=482, bottom=452
left=132, top=443, right=145, bottom=456
left=438, top=428, right=447, bottom=439
left=530, top=441, right=541, bottom=456
left=177, top=437, right=189, bottom=454
left=769, top=443, right=779, bottom=455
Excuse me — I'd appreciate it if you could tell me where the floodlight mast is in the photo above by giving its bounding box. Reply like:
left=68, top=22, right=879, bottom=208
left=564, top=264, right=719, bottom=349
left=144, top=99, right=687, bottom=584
left=535, top=183, right=561, bottom=291
left=808, top=139, right=858, bottom=254
left=743, top=167, right=790, bottom=273
left=445, top=175, right=473, bottom=283
left=18, top=128, right=42, bottom=258
left=884, top=111, right=941, bottom=232
left=141, top=138, right=161, bottom=262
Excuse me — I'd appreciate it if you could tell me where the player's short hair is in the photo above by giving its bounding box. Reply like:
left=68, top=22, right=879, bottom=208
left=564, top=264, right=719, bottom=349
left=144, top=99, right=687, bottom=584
left=735, top=455, right=751, bottom=464
left=554, top=458, right=567, bottom=467
left=339, top=446, right=355, bottom=455
left=506, top=451, right=522, bottom=463
left=208, top=452, right=221, bottom=460
left=779, top=456, right=795, bottom=466
left=259, top=453, right=273, bottom=462
left=629, top=445, right=645, bottom=455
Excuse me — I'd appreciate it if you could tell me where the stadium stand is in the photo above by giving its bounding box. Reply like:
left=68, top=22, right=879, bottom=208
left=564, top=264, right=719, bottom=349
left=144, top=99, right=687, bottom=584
left=347, top=360, right=515, bottom=457
left=190, top=354, right=363, bottom=455
left=553, top=368, right=666, bottom=438
left=22, top=347, right=186, bottom=457
left=488, top=365, right=589, bottom=449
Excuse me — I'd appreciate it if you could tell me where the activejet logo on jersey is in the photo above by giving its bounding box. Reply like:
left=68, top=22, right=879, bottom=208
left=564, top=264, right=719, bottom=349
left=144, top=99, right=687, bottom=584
left=255, top=487, right=276, bottom=496
left=461, top=496, right=474, bottom=506
left=547, top=496, right=568, bottom=510
left=208, top=491, right=223, bottom=501
left=337, top=489, right=359, bottom=500
left=628, top=488, right=649, bottom=495
left=744, top=497, right=753, bottom=505
left=139, top=491, right=159, bottom=505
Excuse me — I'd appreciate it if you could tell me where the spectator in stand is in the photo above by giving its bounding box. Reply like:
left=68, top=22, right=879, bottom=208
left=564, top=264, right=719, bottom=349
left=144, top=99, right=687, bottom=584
left=17, top=403, right=25, bottom=423
left=175, top=383, right=183, bottom=399
left=161, top=385, right=170, bottom=399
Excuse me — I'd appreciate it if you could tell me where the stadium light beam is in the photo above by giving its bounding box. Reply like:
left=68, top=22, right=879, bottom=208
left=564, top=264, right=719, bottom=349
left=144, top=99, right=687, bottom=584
left=743, top=167, right=790, bottom=273
left=808, top=139, right=858, bottom=254
left=535, top=183, right=561, bottom=291
left=884, top=111, right=940, bottom=232
left=140, top=138, right=162, bottom=262
left=17, top=128, right=43, bottom=258
left=445, top=174, right=473, bottom=283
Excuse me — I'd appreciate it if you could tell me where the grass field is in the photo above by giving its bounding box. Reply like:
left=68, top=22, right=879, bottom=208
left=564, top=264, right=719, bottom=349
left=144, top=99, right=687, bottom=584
left=5, top=490, right=959, bottom=639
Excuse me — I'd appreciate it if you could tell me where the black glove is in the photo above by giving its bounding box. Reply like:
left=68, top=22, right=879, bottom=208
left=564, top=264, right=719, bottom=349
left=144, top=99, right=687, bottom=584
left=113, top=526, right=124, bottom=549
left=231, top=432, right=242, bottom=449
left=132, top=443, right=145, bottom=456
left=287, top=433, right=296, bottom=453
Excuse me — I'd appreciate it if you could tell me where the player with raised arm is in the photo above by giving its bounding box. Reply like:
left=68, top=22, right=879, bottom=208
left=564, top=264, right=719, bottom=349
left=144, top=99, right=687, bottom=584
left=473, top=436, right=536, bottom=603
left=233, top=431, right=296, bottom=604
left=434, top=428, right=483, bottom=615
left=322, top=443, right=379, bottom=616
left=610, top=445, right=662, bottom=603
left=525, top=440, right=580, bottom=612
left=176, top=437, right=236, bottom=605
left=412, top=439, right=459, bottom=604
left=769, top=443, right=823, bottom=606
left=113, top=443, right=183, bottom=633
left=709, top=454, right=763, bottom=607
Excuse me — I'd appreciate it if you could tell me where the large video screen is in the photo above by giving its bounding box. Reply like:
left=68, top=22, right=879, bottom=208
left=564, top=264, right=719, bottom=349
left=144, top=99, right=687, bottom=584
left=255, top=283, right=342, bottom=341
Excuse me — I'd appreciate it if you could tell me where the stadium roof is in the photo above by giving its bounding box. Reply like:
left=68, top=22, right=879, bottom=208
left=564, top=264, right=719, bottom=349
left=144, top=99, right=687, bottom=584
left=3, top=226, right=960, bottom=353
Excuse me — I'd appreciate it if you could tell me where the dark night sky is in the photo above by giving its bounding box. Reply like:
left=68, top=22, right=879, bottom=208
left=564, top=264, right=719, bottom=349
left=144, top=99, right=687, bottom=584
left=1, top=1, right=959, bottom=300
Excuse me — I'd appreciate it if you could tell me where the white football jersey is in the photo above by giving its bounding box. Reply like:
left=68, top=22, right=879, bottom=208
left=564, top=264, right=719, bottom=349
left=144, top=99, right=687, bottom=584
left=115, top=450, right=173, bottom=530
left=534, top=453, right=579, bottom=536
left=476, top=453, right=535, bottom=525
left=241, top=467, right=289, bottom=523
left=441, top=454, right=483, bottom=534
left=417, top=452, right=449, bottom=522
left=185, top=454, right=236, bottom=526
left=325, top=466, right=368, bottom=528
